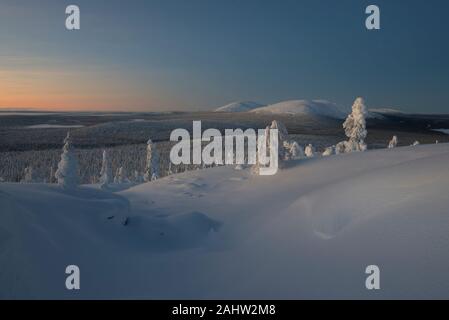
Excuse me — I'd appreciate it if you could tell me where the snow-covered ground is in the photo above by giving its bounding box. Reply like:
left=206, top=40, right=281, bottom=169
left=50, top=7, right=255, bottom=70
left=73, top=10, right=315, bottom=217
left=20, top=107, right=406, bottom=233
left=1, top=143, right=449, bottom=299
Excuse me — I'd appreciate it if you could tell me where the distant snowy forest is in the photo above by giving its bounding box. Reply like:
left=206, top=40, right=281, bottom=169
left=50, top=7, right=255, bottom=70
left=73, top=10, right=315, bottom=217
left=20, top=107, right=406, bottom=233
left=0, top=97, right=444, bottom=184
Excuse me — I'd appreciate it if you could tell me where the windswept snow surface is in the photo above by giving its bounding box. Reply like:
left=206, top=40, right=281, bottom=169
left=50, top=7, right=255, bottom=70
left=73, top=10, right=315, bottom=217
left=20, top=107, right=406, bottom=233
left=214, top=101, right=264, bottom=112
left=2, top=144, right=449, bottom=298
left=250, top=99, right=345, bottom=119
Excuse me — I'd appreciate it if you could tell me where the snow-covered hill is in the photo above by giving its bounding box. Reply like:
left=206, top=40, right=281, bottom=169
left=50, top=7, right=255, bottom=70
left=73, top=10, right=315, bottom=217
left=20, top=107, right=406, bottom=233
left=250, top=99, right=345, bottom=119
left=2, top=143, right=449, bottom=298
left=214, top=101, right=264, bottom=112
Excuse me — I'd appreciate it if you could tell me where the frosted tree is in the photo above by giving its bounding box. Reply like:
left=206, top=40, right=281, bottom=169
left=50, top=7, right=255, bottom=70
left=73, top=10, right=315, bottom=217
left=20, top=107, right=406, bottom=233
left=49, top=166, right=55, bottom=184
left=99, top=149, right=113, bottom=186
left=22, top=166, right=36, bottom=183
left=114, top=166, right=129, bottom=184
left=253, top=120, right=289, bottom=174
left=55, top=132, right=79, bottom=189
left=271, top=120, right=288, bottom=140
left=90, top=175, right=99, bottom=184
left=270, top=120, right=288, bottom=161
left=167, top=162, right=173, bottom=176
left=388, top=136, right=398, bottom=149
left=284, top=141, right=304, bottom=160
left=342, top=97, right=368, bottom=152
left=412, top=140, right=420, bottom=146
left=114, top=168, right=120, bottom=183
left=335, top=141, right=347, bottom=155
left=133, top=170, right=144, bottom=183
left=322, top=146, right=335, bottom=156
left=305, top=144, right=315, bottom=157
left=252, top=125, right=270, bottom=175
left=144, top=139, right=160, bottom=181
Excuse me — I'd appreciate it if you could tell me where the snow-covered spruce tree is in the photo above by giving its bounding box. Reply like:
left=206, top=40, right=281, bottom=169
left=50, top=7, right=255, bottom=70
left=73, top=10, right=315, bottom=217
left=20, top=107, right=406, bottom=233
left=388, top=136, right=398, bottom=149
left=270, top=120, right=289, bottom=161
left=283, top=141, right=305, bottom=160
left=167, top=162, right=173, bottom=176
left=335, top=141, right=346, bottom=155
left=90, top=175, right=99, bottom=184
left=252, top=125, right=270, bottom=175
left=322, top=146, right=335, bottom=156
left=305, top=144, right=315, bottom=158
left=22, top=166, right=36, bottom=183
left=114, top=167, right=120, bottom=184
left=271, top=120, right=288, bottom=140
left=49, top=166, right=55, bottom=184
left=114, top=166, right=129, bottom=184
left=99, top=149, right=113, bottom=186
left=55, top=132, right=79, bottom=189
left=133, top=170, right=144, bottom=183
left=342, top=97, right=368, bottom=152
left=252, top=120, right=289, bottom=174
left=144, top=139, right=160, bottom=181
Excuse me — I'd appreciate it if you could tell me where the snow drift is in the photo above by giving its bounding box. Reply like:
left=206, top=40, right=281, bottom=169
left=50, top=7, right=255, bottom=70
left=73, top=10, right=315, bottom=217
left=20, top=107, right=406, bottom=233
left=250, top=99, right=345, bottom=119
left=1, top=143, right=449, bottom=298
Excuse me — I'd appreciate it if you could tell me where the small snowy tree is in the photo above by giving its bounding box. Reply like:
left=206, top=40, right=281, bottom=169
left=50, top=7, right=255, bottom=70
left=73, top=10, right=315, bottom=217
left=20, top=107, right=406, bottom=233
left=49, top=166, right=55, bottom=184
left=136, top=170, right=145, bottom=183
left=335, top=141, right=347, bottom=155
left=388, top=136, right=398, bottom=149
left=284, top=141, right=304, bottom=160
left=305, top=144, right=315, bottom=158
left=90, top=175, right=99, bottom=184
left=22, top=166, right=36, bottom=183
left=271, top=120, right=288, bottom=140
left=252, top=125, right=270, bottom=175
left=114, top=166, right=129, bottom=184
left=144, top=139, right=160, bottom=181
left=167, top=162, right=173, bottom=176
left=55, top=132, right=79, bottom=189
left=342, top=97, right=368, bottom=152
left=270, top=120, right=289, bottom=161
left=322, top=146, right=335, bottom=156
left=412, top=140, right=420, bottom=146
left=99, top=149, right=113, bottom=186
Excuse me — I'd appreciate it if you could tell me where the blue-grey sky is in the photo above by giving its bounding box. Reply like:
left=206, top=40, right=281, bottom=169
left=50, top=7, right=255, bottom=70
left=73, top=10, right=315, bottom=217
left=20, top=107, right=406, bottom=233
left=1, top=0, right=448, bottom=112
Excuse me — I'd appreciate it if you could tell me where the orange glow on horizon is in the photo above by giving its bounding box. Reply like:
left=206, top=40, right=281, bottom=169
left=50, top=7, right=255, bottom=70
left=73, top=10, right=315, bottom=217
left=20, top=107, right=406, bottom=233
left=0, top=68, right=178, bottom=112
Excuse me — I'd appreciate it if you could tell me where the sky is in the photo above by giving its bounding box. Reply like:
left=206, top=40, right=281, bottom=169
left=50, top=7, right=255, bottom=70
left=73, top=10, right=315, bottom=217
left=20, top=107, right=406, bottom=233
left=0, top=0, right=448, bottom=113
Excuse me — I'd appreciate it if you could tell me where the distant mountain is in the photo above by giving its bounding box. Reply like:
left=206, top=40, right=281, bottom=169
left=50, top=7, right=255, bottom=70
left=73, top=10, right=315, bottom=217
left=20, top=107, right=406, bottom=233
left=215, top=101, right=265, bottom=112
left=250, top=99, right=345, bottom=119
